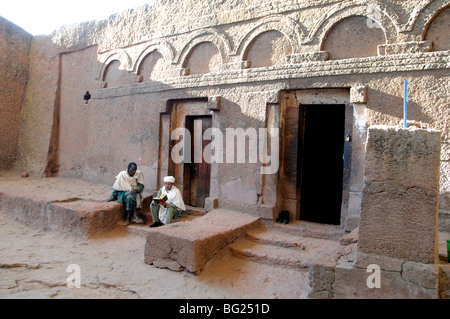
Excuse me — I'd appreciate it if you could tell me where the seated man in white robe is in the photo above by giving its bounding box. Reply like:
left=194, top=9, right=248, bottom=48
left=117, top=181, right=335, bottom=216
left=149, top=176, right=186, bottom=228
left=106, top=162, right=145, bottom=226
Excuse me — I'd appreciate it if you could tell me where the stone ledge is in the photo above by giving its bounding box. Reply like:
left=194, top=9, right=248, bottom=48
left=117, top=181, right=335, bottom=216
left=144, top=208, right=260, bottom=274
left=0, top=192, right=127, bottom=239
left=378, top=41, right=432, bottom=56
left=93, top=51, right=450, bottom=99
left=0, top=174, right=138, bottom=239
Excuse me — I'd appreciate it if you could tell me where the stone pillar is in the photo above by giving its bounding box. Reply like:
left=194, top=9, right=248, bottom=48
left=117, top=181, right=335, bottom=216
left=345, top=87, right=368, bottom=231
left=358, top=125, right=441, bottom=264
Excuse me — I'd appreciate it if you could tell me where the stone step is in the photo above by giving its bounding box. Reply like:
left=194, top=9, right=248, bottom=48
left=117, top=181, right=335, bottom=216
left=126, top=214, right=200, bottom=237
left=138, top=204, right=206, bottom=220
left=128, top=205, right=207, bottom=237
left=246, top=226, right=340, bottom=249
left=185, top=205, right=207, bottom=216
left=229, top=237, right=341, bottom=269
left=144, top=209, right=261, bottom=274
left=262, top=219, right=345, bottom=241
left=229, top=224, right=346, bottom=269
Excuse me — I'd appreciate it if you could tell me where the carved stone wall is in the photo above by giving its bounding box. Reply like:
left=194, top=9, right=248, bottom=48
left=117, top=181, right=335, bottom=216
left=0, top=17, right=31, bottom=169
left=2, top=0, right=449, bottom=224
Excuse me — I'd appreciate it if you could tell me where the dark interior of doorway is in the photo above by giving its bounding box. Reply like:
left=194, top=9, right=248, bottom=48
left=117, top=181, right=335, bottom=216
left=298, top=104, right=345, bottom=225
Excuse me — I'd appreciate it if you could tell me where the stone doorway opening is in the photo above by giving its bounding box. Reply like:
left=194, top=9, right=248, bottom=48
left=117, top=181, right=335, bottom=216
left=279, top=89, right=351, bottom=227
left=298, top=104, right=345, bottom=225
left=162, top=98, right=217, bottom=212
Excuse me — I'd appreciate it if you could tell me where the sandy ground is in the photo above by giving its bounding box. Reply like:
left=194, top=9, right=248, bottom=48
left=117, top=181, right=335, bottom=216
left=0, top=218, right=311, bottom=299
left=0, top=170, right=311, bottom=299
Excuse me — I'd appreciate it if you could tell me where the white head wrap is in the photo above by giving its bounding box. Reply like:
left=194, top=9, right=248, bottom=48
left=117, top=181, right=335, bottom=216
left=164, top=176, right=175, bottom=183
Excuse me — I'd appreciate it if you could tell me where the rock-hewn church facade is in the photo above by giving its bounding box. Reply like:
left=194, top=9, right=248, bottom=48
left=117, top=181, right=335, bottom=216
left=1, top=0, right=449, bottom=297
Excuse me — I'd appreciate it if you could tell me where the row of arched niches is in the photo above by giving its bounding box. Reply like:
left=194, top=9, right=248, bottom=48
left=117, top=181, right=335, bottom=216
left=100, top=3, right=449, bottom=88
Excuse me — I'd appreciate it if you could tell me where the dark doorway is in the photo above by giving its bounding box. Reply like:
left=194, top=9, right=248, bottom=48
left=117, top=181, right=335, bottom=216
left=184, top=116, right=211, bottom=208
left=298, top=104, right=345, bottom=225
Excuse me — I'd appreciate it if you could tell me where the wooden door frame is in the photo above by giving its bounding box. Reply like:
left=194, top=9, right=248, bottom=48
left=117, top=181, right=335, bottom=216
left=278, top=89, right=352, bottom=226
left=158, top=97, right=220, bottom=210
left=184, top=115, right=212, bottom=207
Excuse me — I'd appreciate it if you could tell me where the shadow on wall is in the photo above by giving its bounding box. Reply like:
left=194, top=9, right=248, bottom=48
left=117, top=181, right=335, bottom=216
left=425, top=5, right=450, bottom=51
left=364, top=70, right=449, bottom=127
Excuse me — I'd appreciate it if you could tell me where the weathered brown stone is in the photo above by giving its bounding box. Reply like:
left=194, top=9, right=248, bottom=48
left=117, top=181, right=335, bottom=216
left=144, top=209, right=260, bottom=274
left=333, top=261, right=439, bottom=299
left=1, top=192, right=125, bottom=239
left=0, top=175, right=128, bottom=239
left=358, top=126, right=441, bottom=264
left=0, top=17, right=31, bottom=169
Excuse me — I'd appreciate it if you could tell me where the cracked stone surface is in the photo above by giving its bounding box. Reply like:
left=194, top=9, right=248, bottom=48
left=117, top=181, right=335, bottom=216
left=359, top=126, right=441, bottom=264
